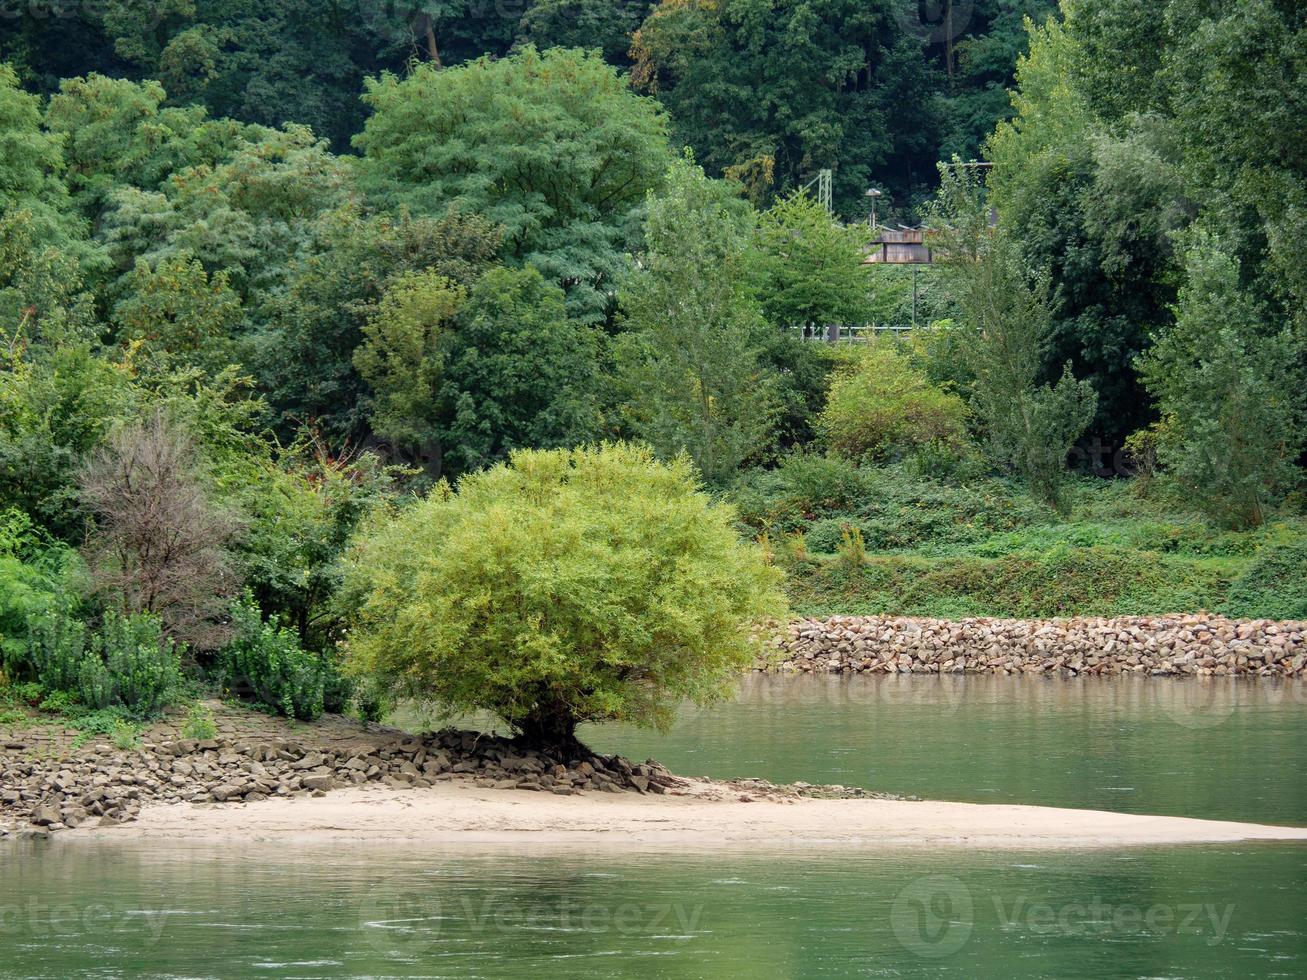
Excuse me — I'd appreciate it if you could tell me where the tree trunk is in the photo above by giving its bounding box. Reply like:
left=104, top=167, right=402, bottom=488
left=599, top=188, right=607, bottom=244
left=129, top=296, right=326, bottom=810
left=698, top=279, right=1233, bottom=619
left=417, top=13, right=442, bottom=67
left=516, top=699, right=580, bottom=751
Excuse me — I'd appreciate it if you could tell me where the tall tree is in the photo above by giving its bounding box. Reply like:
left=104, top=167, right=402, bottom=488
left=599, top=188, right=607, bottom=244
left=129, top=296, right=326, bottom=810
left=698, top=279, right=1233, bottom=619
left=928, top=163, right=1096, bottom=508
left=615, top=158, right=777, bottom=485
left=354, top=46, right=674, bottom=323
left=441, top=266, right=604, bottom=475
left=753, top=191, right=874, bottom=331
left=1138, top=232, right=1303, bottom=528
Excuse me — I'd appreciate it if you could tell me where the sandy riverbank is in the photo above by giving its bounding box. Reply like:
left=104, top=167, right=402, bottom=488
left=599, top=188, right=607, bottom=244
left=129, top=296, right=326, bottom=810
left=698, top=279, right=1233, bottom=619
left=69, top=782, right=1307, bottom=851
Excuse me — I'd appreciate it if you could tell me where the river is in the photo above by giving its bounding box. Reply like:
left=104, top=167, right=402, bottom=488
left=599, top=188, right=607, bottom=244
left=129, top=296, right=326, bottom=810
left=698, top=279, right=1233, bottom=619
left=4, top=675, right=1305, bottom=978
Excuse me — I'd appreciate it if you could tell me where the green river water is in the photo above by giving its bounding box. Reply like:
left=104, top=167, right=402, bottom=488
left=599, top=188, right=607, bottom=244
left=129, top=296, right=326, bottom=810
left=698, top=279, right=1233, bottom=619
left=4, top=675, right=1306, bottom=978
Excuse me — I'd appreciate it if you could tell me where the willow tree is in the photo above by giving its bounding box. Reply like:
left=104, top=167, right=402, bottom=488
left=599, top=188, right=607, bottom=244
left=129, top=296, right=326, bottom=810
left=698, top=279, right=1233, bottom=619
left=344, top=443, right=786, bottom=748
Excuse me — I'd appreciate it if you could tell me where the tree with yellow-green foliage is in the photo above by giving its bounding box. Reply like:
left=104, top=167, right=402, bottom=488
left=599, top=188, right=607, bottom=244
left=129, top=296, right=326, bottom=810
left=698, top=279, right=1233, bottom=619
left=343, top=443, right=787, bottom=748
left=819, top=344, right=969, bottom=462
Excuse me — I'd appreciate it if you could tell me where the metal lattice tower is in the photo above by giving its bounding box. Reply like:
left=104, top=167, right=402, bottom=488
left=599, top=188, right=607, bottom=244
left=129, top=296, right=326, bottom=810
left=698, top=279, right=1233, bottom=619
left=799, top=169, right=833, bottom=214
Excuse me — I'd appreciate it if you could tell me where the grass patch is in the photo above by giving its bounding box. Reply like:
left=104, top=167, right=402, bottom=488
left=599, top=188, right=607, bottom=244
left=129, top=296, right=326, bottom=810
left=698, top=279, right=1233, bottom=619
left=735, top=460, right=1307, bottom=619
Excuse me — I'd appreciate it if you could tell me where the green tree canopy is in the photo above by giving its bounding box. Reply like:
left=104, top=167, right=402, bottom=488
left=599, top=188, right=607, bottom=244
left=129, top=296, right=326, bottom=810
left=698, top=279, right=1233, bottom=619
left=754, top=191, right=873, bottom=330
left=442, top=266, right=604, bottom=475
left=615, top=158, right=778, bottom=485
left=344, top=443, right=787, bottom=746
left=1139, top=231, right=1303, bottom=528
left=354, top=46, right=674, bottom=322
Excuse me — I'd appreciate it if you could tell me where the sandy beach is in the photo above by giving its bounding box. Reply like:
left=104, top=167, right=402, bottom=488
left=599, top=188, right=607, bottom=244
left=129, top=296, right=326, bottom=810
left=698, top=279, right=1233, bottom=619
left=69, top=781, right=1307, bottom=851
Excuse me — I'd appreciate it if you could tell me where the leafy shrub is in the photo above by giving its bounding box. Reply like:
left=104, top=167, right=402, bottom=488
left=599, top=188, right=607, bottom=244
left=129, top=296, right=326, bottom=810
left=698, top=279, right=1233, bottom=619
left=64, top=707, right=141, bottom=749
left=806, top=518, right=854, bottom=554
left=217, top=595, right=327, bottom=720
left=344, top=443, right=787, bottom=745
left=905, top=439, right=989, bottom=484
left=0, top=508, right=77, bottom=679
left=81, top=612, right=182, bottom=716
left=788, top=546, right=1233, bottom=619
left=3, top=681, right=45, bottom=707
left=836, top=525, right=868, bottom=569
left=180, top=702, right=218, bottom=740
left=1222, top=542, right=1307, bottom=620
left=25, top=610, right=182, bottom=718
left=732, top=453, right=869, bottom=531
left=38, top=689, right=79, bottom=713
left=110, top=720, right=141, bottom=750
left=25, top=611, right=88, bottom=694
left=818, top=344, right=968, bottom=461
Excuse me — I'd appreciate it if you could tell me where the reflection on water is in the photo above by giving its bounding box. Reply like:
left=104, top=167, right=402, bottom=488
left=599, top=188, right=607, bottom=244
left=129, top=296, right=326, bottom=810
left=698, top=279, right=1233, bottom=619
left=3, top=840, right=1305, bottom=979
left=588, top=674, right=1307, bottom=825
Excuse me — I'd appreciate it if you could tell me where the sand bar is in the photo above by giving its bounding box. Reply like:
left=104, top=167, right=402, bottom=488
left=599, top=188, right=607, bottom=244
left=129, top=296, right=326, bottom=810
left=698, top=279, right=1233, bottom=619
left=68, top=782, right=1307, bottom=851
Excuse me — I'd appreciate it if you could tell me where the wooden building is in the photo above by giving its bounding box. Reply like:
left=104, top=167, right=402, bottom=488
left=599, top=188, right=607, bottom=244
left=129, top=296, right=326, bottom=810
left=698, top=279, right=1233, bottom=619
left=863, top=227, right=932, bottom=265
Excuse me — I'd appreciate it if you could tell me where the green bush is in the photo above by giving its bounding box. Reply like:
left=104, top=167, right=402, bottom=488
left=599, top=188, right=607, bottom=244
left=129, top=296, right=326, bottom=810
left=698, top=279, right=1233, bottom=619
left=180, top=702, right=218, bottom=740
left=344, top=443, right=787, bottom=745
left=0, top=509, right=77, bottom=679
left=25, top=611, right=89, bottom=694
left=80, top=612, right=182, bottom=716
left=818, top=344, right=969, bottom=461
left=1222, top=542, right=1307, bottom=620
left=732, top=453, right=869, bottom=531
left=805, top=518, right=855, bottom=555
left=217, top=596, right=327, bottom=720
left=787, top=546, right=1235, bottom=619
left=25, top=610, right=183, bottom=718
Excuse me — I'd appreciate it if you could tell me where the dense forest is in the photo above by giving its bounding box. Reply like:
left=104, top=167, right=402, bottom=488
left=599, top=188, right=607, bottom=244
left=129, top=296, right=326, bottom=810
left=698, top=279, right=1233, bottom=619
left=1, top=0, right=1305, bottom=729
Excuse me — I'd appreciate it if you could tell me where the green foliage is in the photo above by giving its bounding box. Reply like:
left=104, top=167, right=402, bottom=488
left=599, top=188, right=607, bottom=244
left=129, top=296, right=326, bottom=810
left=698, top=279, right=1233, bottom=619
left=0, top=64, right=80, bottom=250
left=928, top=166, right=1096, bottom=508
left=255, top=205, right=501, bottom=444
left=62, top=707, right=143, bottom=750
left=819, top=344, right=969, bottom=461
left=216, top=594, right=327, bottom=720
left=344, top=443, right=787, bottom=744
left=1223, top=542, right=1307, bottom=621
left=519, top=0, right=644, bottom=64
left=353, top=270, right=465, bottom=456
left=631, top=0, right=944, bottom=213
left=24, top=609, right=87, bottom=694
left=835, top=525, right=868, bottom=570
left=232, top=451, right=394, bottom=655
left=25, top=609, right=183, bottom=718
left=615, top=157, right=777, bottom=485
left=1139, top=232, right=1303, bottom=528
left=77, top=611, right=183, bottom=716
left=112, top=253, right=242, bottom=374
left=735, top=453, right=871, bottom=520
left=355, top=47, right=673, bottom=322
left=180, top=701, right=218, bottom=740
left=0, top=344, right=139, bottom=537
left=0, top=209, right=98, bottom=349
left=38, top=688, right=80, bottom=715
left=754, top=192, right=873, bottom=329
left=788, top=545, right=1236, bottom=620
left=0, top=508, right=77, bottom=677
left=442, top=266, right=604, bottom=474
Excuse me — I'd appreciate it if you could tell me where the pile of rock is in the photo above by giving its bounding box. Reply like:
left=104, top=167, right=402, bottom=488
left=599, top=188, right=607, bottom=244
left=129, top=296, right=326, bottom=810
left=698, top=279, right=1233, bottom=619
left=764, top=615, right=1307, bottom=676
left=0, top=728, right=683, bottom=838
